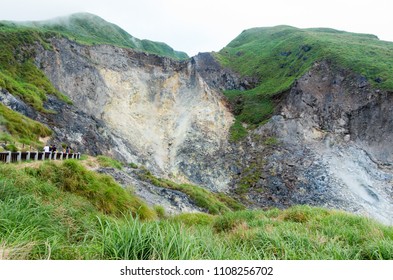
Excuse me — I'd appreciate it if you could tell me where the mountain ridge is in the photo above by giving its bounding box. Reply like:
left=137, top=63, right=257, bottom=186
left=0, top=12, right=189, bottom=60
left=1, top=13, right=393, bottom=228
left=213, top=24, right=393, bottom=139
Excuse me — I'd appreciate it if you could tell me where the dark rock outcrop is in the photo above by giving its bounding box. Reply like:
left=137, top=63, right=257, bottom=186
left=97, top=167, right=205, bottom=214
left=193, top=52, right=258, bottom=91
left=229, top=61, right=393, bottom=225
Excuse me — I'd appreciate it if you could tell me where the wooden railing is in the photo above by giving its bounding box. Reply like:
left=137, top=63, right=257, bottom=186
left=0, top=151, right=81, bottom=163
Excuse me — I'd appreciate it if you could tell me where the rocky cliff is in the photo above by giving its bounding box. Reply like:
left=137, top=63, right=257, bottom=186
left=2, top=33, right=391, bottom=225
left=34, top=38, right=234, bottom=190
left=229, top=61, right=393, bottom=225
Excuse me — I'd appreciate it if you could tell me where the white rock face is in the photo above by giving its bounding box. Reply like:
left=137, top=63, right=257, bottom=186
left=36, top=39, right=233, bottom=190
left=98, top=65, right=233, bottom=177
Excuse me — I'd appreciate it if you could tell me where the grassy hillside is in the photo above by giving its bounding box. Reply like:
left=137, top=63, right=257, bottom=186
left=0, top=24, right=71, bottom=112
left=0, top=24, right=63, bottom=148
left=0, top=104, right=52, bottom=150
left=1, top=160, right=392, bottom=260
left=214, top=26, right=393, bottom=139
left=3, top=13, right=188, bottom=60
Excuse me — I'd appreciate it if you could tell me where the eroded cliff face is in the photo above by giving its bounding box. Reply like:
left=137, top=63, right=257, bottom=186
left=31, top=39, right=392, bottom=225
left=231, top=61, right=393, bottom=225
left=35, top=39, right=234, bottom=190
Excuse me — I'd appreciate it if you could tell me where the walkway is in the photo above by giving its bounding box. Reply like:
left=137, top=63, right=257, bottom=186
left=0, top=151, right=81, bottom=163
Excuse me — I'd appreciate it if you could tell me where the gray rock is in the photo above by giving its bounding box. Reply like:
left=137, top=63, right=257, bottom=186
left=96, top=167, right=205, bottom=215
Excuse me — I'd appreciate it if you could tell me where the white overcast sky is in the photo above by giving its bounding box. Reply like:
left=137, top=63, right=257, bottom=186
left=0, top=0, right=392, bottom=56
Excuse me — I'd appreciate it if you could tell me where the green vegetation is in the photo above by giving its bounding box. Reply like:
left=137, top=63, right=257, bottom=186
left=153, top=205, right=167, bottom=219
left=0, top=160, right=155, bottom=259
left=0, top=22, right=70, bottom=147
left=128, top=162, right=138, bottom=169
left=215, top=26, right=393, bottom=139
left=236, top=162, right=263, bottom=195
left=97, top=155, right=123, bottom=170
left=1, top=161, right=392, bottom=259
left=0, top=24, right=71, bottom=111
left=25, top=160, right=152, bottom=217
left=139, top=169, right=245, bottom=214
left=264, top=136, right=279, bottom=146
left=229, top=119, right=248, bottom=141
left=0, top=103, right=52, bottom=148
left=1, top=22, right=393, bottom=260
left=2, top=13, right=188, bottom=60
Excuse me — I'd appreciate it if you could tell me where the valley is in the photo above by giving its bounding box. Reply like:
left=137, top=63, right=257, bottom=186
left=1, top=13, right=393, bottom=259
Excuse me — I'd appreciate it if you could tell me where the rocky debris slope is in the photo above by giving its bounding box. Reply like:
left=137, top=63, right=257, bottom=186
left=96, top=167, right=205, bottom=215
left=230, top=61, right=393, bottom=225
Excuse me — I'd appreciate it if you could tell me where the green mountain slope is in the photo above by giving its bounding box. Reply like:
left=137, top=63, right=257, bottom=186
left=2, top=13, right=188, bottom=60
left=214, top=26, right=393, bottom=139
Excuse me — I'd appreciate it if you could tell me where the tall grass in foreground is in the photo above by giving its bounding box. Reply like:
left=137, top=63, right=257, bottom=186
left=1, top=161, right=393, bottom=259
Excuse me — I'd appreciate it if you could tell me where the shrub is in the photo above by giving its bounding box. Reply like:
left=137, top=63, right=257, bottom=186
left=27, top=160, right=153, bottom=217
left=154, top=205, right=167, bottom=219
left=4, top=144, right=17, bottom=152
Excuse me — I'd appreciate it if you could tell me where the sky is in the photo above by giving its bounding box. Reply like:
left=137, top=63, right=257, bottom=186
left=0, top=0, right=392, bottom=56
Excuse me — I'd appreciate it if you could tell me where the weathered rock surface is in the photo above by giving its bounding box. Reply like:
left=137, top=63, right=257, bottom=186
left=0, top=88, right=115, bottom=155
left=96, top=167, right=205, bottom=215
left=193, top=52, right=258, bottom=91
left=35, top=38, right=234, bottom=190
left=230, top=61, right=393, bottom=225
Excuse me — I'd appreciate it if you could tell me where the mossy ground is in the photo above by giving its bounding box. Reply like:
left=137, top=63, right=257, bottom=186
left=96, top=155, right=124, bottom=170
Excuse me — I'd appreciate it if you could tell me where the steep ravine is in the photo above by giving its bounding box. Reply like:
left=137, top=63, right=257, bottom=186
left=31, top=39, right=393, bottom=225
left=230, top=61, right=393, bottom=225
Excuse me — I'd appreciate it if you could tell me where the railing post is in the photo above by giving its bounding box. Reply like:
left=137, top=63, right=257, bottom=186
left=34, top=152, right=38, bottom=161
left=26, top=151, right=30, bottom=161
left=78, top=152, right=81, bottom=159
left=60, top=153, right=63, bottom=160
left=6, top=151, right=11, bottom=163
left=17, top=152, right=21, bottom=162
